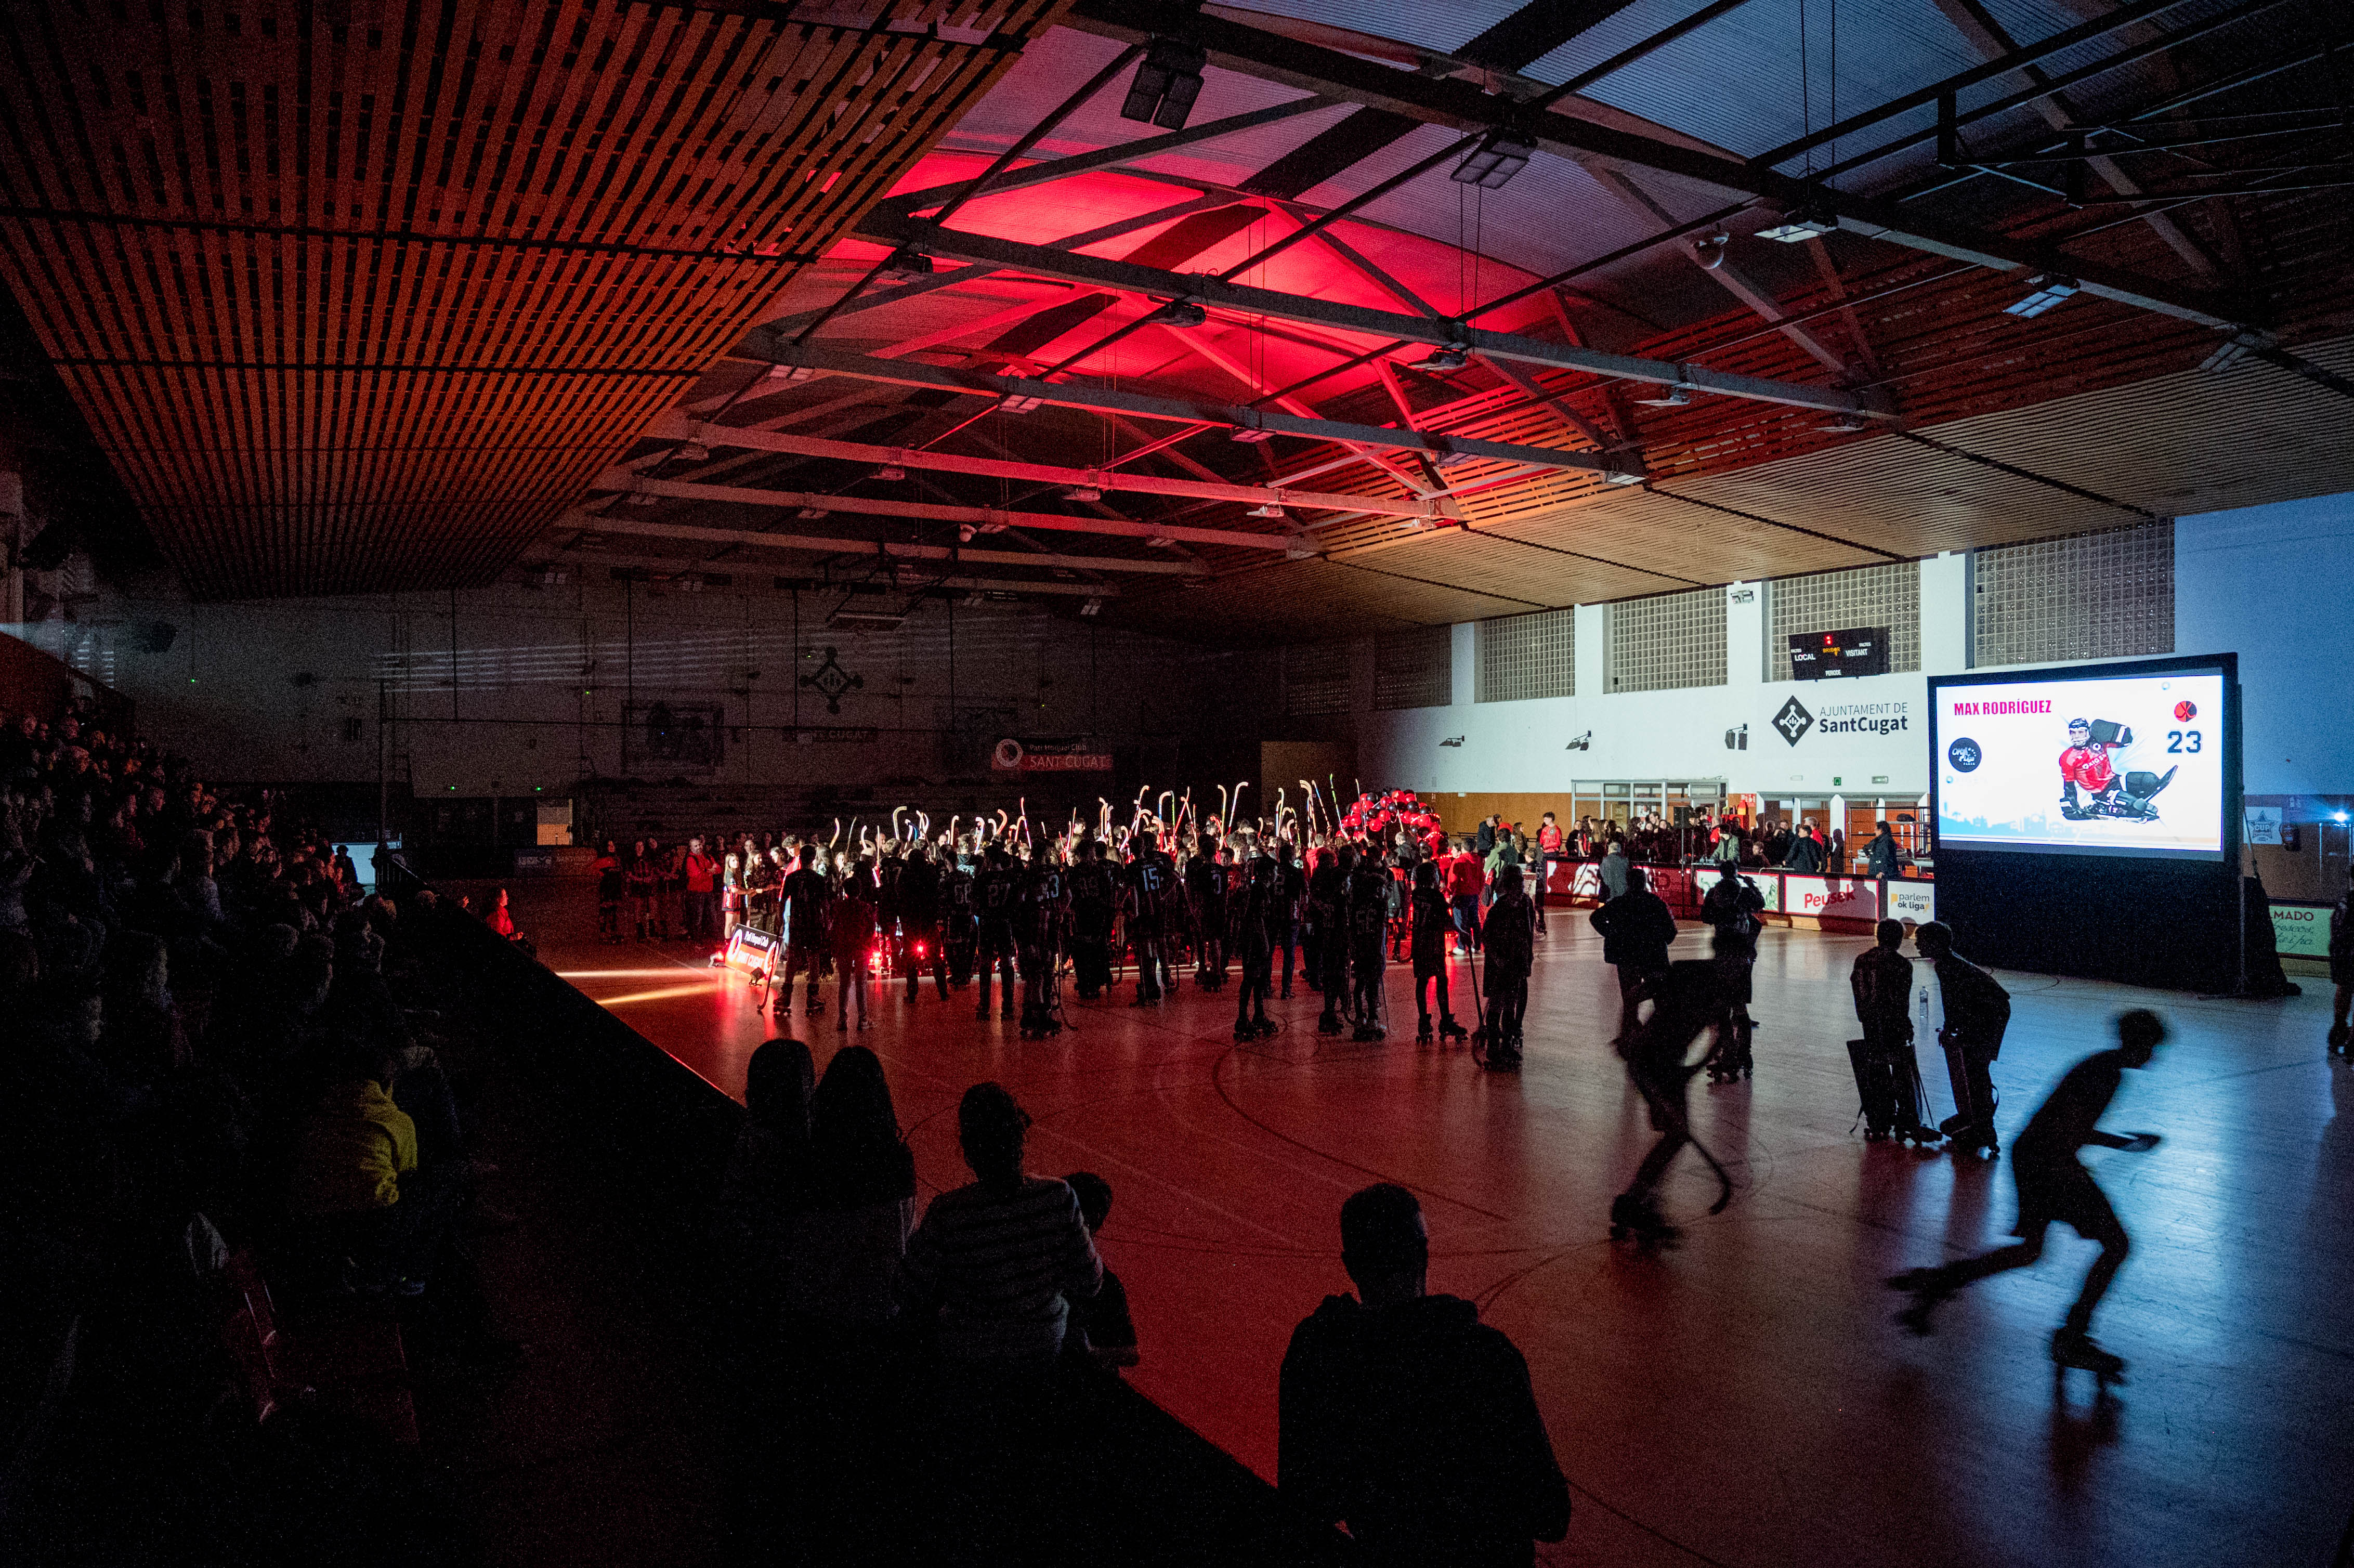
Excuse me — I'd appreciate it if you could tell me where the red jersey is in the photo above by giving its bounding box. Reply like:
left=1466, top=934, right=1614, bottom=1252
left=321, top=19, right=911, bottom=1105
left=1537, top=824, right=1563, bottom=854
left=2059, top=744, right=2116, bottom=792
left=1445, top=852, right=1486, bottom=900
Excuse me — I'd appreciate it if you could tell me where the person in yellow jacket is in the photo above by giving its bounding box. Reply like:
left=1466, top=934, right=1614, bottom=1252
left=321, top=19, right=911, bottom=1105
left=288, top=1050, right=463, bottom=1294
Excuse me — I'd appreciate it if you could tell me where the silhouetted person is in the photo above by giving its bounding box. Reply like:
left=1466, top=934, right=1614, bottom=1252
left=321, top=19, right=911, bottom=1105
left=1409, top=860, right=1466, bottom=1044
left=2329, top=883, right=2351, bottom=1057
left=1479, top=866, right=1534, bottom=1072
left=1917, top=920, right=2009, bottom=1154
left=1611, top=958, right=1731, bottom=1242
left=1231, top=855, right=1279, bottom=1040
left=1279, top=1184, right=1570, bottom=1567
left=1889, top=1010, right=2168, bottom=1380
left=1591, top=866, right=1677, bottom=1046
left=1698, top=871, right=1764, bottom=1081
left=1849, top=918, right=1937, bottom=1142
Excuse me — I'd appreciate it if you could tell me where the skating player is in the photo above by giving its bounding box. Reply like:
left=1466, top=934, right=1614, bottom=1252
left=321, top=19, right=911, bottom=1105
left=940, top=844, right=976, bottom=990
left=1698, top=871, right=1764, bottom=1081
left=1275, top=840, right=1307, bottom=999
left=1408, top=861, right=1467, bottom=1044
left=1610, top=957, right=1736, bottom=1243
left=898, top=843, right=948, bottom=1002
left=1889, top=1010, right=2168, bottom=1383
left=1187, top=837, right=1228, bottom=990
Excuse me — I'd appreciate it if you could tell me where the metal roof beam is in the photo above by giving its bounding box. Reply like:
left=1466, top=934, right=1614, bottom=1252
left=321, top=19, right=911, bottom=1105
left=847, top=213, right=1892, bottom=416
left=733, top=339, right=1653, bottom=476
left=556, top=516, right=1189, bottom=576
left=636, top=411, right=1456, bottom=520
left=1064, top=0, right=2255, bottom=332
left=585, top=469, right=1291, bottom=551
left=530, top=544, right=1123, bottom=599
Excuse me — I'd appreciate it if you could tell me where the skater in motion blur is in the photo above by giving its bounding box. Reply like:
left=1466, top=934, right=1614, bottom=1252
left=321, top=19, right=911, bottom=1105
left=1849, top=920, right=1940, bottom=1143
left=1698, top=870, right=1764, bottom=1082
left=1888, top=1010, right=2168, bottom=1382
left=1610, top=957, right=1737, bottom=1243
left=1916, top=921, right=2009, bottom=1154
left=1476, top=866, right=1535, bottom=1072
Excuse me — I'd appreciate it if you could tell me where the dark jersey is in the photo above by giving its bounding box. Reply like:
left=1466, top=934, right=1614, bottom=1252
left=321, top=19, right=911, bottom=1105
left=1066, top=860, right=1115, bottom=938
left=1018, top=864, right=1067, bottom=954
left=1409, top=886, right=1450, bottom=975
left=1850, top=946, right=1915, bottom=1035
left=781, top=866, right=830, bottom=948
left=1126, top=851, right=1177, bottom=930
left=2015, top=1049, right=2129, bottom=1171
left=941, top=864, right=976, bottom=939
left=974, top=864, right=1020, bottom=934
left=898, top=856, right=941, bottom=926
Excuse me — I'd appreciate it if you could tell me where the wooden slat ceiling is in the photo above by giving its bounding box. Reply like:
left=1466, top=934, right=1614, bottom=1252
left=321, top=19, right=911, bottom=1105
left=1110, top=332, right=2354, bottom=644
left=0, top=0, right=1066, bottom=598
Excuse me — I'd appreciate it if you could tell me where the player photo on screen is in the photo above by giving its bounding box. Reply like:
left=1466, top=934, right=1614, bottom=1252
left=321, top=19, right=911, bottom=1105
left=1934, top=670, right=2226, bottom=857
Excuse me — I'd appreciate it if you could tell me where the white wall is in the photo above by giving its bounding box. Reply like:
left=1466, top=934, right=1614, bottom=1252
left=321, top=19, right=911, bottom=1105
left=1357, top=500, right=2354, bottom=805
left=2175, top=492, right=2354, bottom=798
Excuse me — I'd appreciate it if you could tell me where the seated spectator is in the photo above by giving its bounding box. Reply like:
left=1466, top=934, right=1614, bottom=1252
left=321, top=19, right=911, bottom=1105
left=1059, top=1171, right=1137, bottom=1370
left=285, top=1042, right=463, bottom=1295
left=898, top=1082, right=1100, bottom=1365
left=1279, top=1184, right=1570, bottom=1567
left=716, top=1036, right=815, bottom=1304
left=786, top=1043, right=916, bottom=1327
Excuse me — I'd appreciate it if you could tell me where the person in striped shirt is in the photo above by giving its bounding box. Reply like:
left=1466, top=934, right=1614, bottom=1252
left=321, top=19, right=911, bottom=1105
left=898, top=1082, right=1101, bottom=1364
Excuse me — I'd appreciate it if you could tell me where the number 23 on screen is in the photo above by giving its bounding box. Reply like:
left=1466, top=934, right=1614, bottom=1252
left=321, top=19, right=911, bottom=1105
left=2167, top=730, right=2202, bottom=753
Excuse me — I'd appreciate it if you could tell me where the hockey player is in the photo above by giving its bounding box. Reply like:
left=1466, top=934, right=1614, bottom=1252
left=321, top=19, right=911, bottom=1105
left=1408, top=861, right=1467, bottom=1044
left=1610, top=957, right=1737, bottom=1243
left=1889, top=1010, right=2168, bottom=1383
left=2058, top=716, right=2118, bottom=817
left=898, top=843, right=947, bottom=1002
left=1230, top=856, right=1280, bottom=1040
left=1346, top=851, right=1392, bottom=1042
left=1849, top=919, right=1938, bottom=1142
left=1478, top=865, right=1536, bottom=1070
left=1275, top=840, right=1307, bottom=999
left=829, top=861, right=877, bottom=1033
left=1917, top=921, right=2008, bottom=1155
left=940, top=844, right=977, bottom=990
left=774, top=844, right=831, bottom=1018
left=1310, top=845, right=1352, bottom=1035
left=1126, top=830, right=1178, bottom=1005
left=972, top=844, right=1021, bottom=1021
left=1016, top=852, right=1067, bottom=1037
left=1065, top=839, right=1117, bottom=999
left=1698, top=872, right=1765, bottom=1082
left=1187, top=837, right=1229, bottom=990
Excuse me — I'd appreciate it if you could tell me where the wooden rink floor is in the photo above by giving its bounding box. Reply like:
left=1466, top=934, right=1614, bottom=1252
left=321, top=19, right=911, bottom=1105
left=501, top=880, right=2353, bottom=1567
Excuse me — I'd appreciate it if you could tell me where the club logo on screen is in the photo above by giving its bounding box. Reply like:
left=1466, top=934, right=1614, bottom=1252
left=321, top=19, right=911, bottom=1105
left=1772, top=696, right=1814, bottom=746
left=1947, top=737, right=1982, bottom=772
left=2174, top=700, right=2197, bottom=722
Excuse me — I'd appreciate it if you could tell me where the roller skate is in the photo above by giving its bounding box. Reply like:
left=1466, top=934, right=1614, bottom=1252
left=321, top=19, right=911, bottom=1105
left=1416, top=1016, right=1435, bottom=1044
left=1607, top=1193, right=1679, bottom=1245
left=1438, top=1014, right=1469, bottom=1043
left=1318, top=1009, right=1343, bottom=1036
left=2050, top=1328, right=2126, bottom=1388
left=2329, top=1022, right=2350, bottom=1057
left=1252, top=1015, right=1277, bottom=1039
left=1481, top=1042, right=1523, bottom=1073
left=1234, top=1017, right=1256, bottom=1043
left=1886, top=1268, right=1954, bottom=1335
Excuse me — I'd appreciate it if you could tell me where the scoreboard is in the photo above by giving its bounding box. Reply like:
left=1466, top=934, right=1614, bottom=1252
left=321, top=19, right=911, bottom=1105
left=1789, top=627, right=1890, bottom=680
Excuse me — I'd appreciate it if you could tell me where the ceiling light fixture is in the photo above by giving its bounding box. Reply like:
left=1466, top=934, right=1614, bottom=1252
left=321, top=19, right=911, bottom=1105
left=626, top=490, right=660, bottom=506
left=769, top=364, right=819, bottom=382
left=1064, top=486, right=1102, bottom=502
left=1120, top=37, right=1208, bottom=129
left=1145, top=535, right=1174, bottom=549
left=1408, top=345, right=1470, bottom=372
left=1758, top=200, right=1837, bottom=242
left=1602, top=469, right=1645, bottom=486
left=1228, top=425, right=1275, bottom=443
left=878, top=248, right=936, bottom=282
left=1451, top=132, right=1537, bottom=190
left=872, top=465, right=906, bottom=481
left=998, top=393, right=1044, bottom=413
left=1633, top=385, right=1692, bottom=408
left=1692, top=230, right=1731, bottom=270
left=2200, top=331, right=2266, bottom=373
left=796, top=507, right=829, bottom=520
left=1248, top=503, right=1286, bottom=519
left=1079, top=597, right=1103, bottom=617
left=1158, top=300, right=1207, bottom=328
left=1814, top=414, right=1870, bottom=433
left=676, top=437, right=711, bottom=464
left=1285, top=541, right=1318, bottom=560
left=2003, top=273, right=2080, bottom=319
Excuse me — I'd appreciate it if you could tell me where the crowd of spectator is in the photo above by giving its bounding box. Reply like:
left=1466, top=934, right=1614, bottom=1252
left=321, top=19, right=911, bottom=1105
left=2, top=695, right=509, bottom=1564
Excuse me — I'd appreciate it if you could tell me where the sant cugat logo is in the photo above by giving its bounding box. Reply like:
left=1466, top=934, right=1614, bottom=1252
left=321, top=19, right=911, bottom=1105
left=1773, top=695, right=1813, bottom=746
